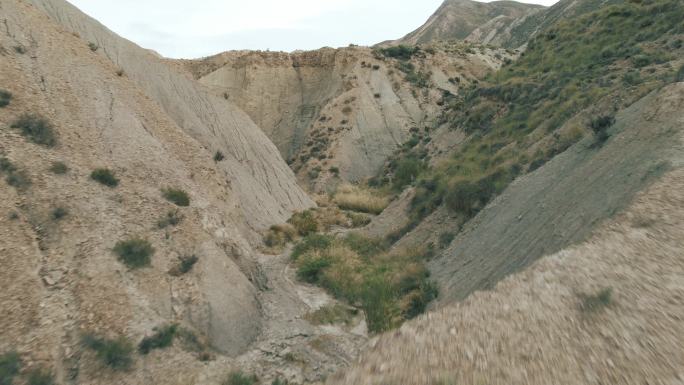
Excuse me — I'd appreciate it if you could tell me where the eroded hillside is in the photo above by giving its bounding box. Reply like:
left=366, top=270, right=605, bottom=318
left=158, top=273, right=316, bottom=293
left=184, top=43, right=511, bottom=191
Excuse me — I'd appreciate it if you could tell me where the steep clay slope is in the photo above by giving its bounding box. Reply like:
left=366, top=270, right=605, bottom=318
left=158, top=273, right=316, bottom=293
left=0, top=1, right=365, bottom=385
left=328, top=150, right=684, bottom=385
left=390, top=0, right=545, bottom=47
left=186, top=44, right=510, bottom=190
left=26, top=0, right=314, bottom=231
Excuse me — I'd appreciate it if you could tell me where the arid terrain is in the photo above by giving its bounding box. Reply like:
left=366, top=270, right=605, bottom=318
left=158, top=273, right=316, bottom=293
left=1, top=0, right=683, bottom=384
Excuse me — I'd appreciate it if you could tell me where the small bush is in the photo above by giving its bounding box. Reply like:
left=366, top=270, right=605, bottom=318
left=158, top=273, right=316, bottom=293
left=223, top=371, right=258, bottom=385
left=169, top=255, right=198, bottom=276
left=346, top=211, right=371, bottom=227
left=297, top=254, right=333, bottom=283
left=334, top=184, right=389, bottom=215
left=291, top=234, right=334, bottom=260
left=0, top=89, right=12, bottom=108
left=11, top=114, right=57, bottom=147
left=27, top=368, right=54, bottom=385
left=13, top=46, right=26, bottom=54
left=49, top=161, right=68, bottom=174
left=676, top=64, right=684, bottom=82
left=379, top=45, right=419, bottom=60
left=438, top=232, right=456, bottom=248
left=342, top=106, right=352, bottom=115
left=51, top=206, right=68, bottom=221
left=288, top=210, right=318, bottom=236
left=115, top=69, right=124, bottom=77
left=305, top=304, right=357, bottom=325
left=214, top=151, right=225, bottom=162
left=263, top=224, right=297, bottom=249
left=157, top=210, right=183, bottom=229
left=579, top=287, right=613, bottom=312
left=82, top=334, right=134, bottom=370
left=5, top=169, right=31, bottom=190
left=138, top=324, right=178, bottom=354
left=360, top=275, right=399, bottom=332
left=589, top=115, right=615, bottom=144
left=113, top=238, right=154, bottom=269
left=90, top=168, right=119, bottom=187
left=0, top=351, right=21, bottom=385
left=88, top=42, right=99, bottom=51
left=162, top=188, right=190, bottom=207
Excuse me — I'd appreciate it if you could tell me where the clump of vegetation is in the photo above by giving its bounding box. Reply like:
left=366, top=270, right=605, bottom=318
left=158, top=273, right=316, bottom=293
left=138, top=324, right=178, bottom=354
left=214, top=151, right=225, bottom=162
left=51, top=206, right=68, bottom=221
left=82, top=334, right=134, bottom=371
left=26, top=368, right=54, bottom=385
left=11, top=114, right=57, bottom=147
left=88, top=42, right=99, bottom=51
left=292, top=233, right=437, bottom=332
left=676, top=64, right=684, bottom=82
left=49, top=161, right=68, bottom=174
left=305, top=304, right=357, bottom=326
left=169, top=255, right=198, bottom=276
left=378, top=45, right=419, bottom=60
left=589, top=114, right=615, bottom=144
left=223, top=371, right=258, bottom=385
left=0, top=351, right=21, bottom=385
left=0, top=89, right=12, bottom=108
left=13, top=46, right=26, bottom=54
left=333, top=184, right=389, bottom=215
left=439, top=232, right=456, bottom=249
left=161, top=188, right=190, bottom=207
left=263, top=223, right=297, bottom=249
left=579, top=287, right=613, bottom=312
left=288, top=210, right=318, bottom=236
left=113, top=238, right=154, bottom=269
left=90, top=168, right=119, bottom=187
left=345, top=211, right=371, bottom=228
left=157, top=210, right=182, bottom=229
left=0, top=156, right=31, bottom=191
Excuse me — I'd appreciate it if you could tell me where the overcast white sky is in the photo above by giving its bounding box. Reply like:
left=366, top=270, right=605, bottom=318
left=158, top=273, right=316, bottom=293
left=67, top=0, right=560, bottom=59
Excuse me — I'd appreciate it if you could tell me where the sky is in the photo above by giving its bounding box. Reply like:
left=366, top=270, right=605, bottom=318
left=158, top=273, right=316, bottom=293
left=67, top=0, right=560, bottom=59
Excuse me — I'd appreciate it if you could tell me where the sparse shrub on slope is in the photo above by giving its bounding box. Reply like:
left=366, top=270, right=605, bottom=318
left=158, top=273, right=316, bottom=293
left=675, top=64, right=684, bottom=83
left=90, top=168, right=119, bottom=187
left=334, top=184, right=389, bottom=215
left=26, top=368, right=54, bottom=385
left=579, top=287, right=613, bottom=313
left=378, top=45, right=420, bottom=60
left=138, top=324, right=178, bottom=354
left=0, top=351, right=20, bottom=385
left=288, top=210, right=318, bottom=236
left=0, top=90, right=12, bottom=108
left=224, top=371, right=258, bottom=385
left=82, top=334, right=134, bottom=371
left=0, top=156, right=31, bottom=191
left=169, top=255, right=198, bottom=276
left=113, top=238, right=154, bottom=269
left=49, top=161, right=68, bottom=174
left=11, top=114, right=57, bottom=147
left=162, top=188, right=190, bottom=207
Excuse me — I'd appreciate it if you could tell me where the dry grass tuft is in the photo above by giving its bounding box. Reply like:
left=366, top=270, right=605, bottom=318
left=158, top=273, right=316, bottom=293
left=334, top=184, right=389, bottom=215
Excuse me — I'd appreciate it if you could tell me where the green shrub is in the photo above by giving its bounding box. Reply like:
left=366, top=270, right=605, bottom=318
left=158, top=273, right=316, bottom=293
left=579, top=287, right=613, bottom=312
left=305, top=304, right=357, bottom=325
left=379, top=45, right=419, bottom=60
left=138, top=324, right=178, bottom=354
left=444, top=181, right=486, bottom=217
left=271, top=378, right=289, bottom=385
left=51, top=206, right=68, bottom=221
left=297, top=254, right=332, bottom=283
left=162, top=188, right=190, bottom=207
left=82, top=334, right=134, bottom=370
left=223, top=371, right=258, bottom=385
left=359, top=275, right=398, bottom=333
left=157, top=210, right=182, bottom=229
left=49, top=161, right=68, bottom=174
left=676, top=64, right=684, bottom=82
left=88, top=42, right=99, bottom=51
left=90, top=168, right=119, bottom=187
left=5, top=169, right=31, bottom=190
left=169, top=255, right=198, bottom=276
left=403, top=280, right=439, bottom=319
left=13, top=46, right=26, bottom=54
left=288, top=210, right=318, bottom=236
left=27, top=368, right=54, bottom=385
left=438, top=232, right=456, bottom=248
left=11, top=114, right=57, bottom=147
left=393, top=156, right=423, bottom=190
left=113, top=238, right=154, bottom=268
left=0, top=351, right=21, bottom=385
left=214, top=151, right=225, bottom=162
left=344, top=233, right=387, bottom=259
left=291, top=234, right=334, bottom=260
left=589, top=115, right=615, bottom=144
left=0, top=89, right=12, bottom=108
